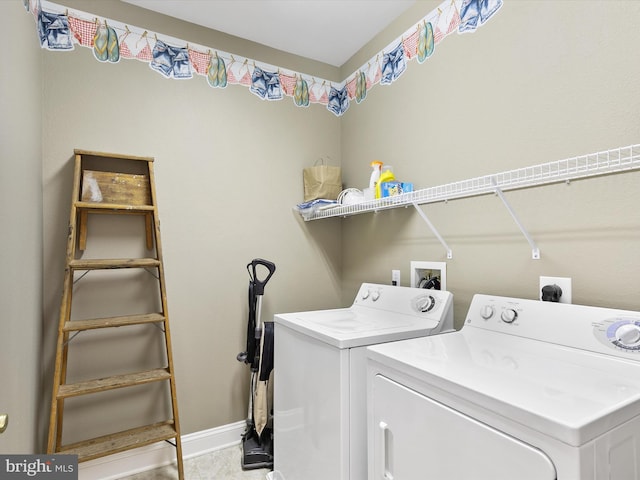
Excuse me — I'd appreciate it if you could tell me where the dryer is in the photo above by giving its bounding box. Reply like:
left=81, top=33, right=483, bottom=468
left=271, top=283, right=453, bottom=480
left=367, top=294, right=640, bottom=480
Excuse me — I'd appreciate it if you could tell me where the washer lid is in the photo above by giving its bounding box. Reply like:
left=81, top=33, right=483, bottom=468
left=367, top=328, right=640, bottom=447
left=275, top=307, right=441, bottom=348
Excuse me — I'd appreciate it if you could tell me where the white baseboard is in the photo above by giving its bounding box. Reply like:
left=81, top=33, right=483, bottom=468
left=78, top=420, right=246, bottom=480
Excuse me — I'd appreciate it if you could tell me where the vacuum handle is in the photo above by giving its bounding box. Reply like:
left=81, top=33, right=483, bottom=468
left=248, top=259, right=276, bottom=296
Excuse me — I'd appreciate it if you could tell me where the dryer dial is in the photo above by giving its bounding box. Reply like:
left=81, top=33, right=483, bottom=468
left=501, top=308, right=518, bottom=324
left=480, top=305, right=494, bottom=320
left=594, top=317, right=640, bottom=353
left=615, top=323, right=640, bottom=347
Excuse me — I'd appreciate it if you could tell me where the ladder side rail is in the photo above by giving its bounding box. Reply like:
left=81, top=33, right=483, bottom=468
left=48, top=269, right=73, bottom=453
left=147, top=160, right=184, bottom=479
left=48, top=153, right=83, bottom=453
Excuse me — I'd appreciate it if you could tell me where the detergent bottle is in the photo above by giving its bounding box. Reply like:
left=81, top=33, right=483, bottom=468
left=376, top=165, right=395, bottom=199
left=369, top=161, right=383, bottom=199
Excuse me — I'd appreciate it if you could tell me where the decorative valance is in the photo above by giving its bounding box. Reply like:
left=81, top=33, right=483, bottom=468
left=26, top=0, right=502, bottom=116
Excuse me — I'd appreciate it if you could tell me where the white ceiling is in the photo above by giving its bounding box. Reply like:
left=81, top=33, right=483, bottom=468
left=121, top=0, right=416, bottom=67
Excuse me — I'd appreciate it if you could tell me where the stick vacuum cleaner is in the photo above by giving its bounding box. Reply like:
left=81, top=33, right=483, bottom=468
left=237, top=258, right=276, bottom=470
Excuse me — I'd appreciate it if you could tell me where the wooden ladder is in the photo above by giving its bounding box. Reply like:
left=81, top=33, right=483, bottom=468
left=47, top=149, right=183, bottom=479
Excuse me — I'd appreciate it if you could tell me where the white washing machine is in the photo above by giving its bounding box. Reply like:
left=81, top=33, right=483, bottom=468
left=367, top=294, right=640, bottom=480
left=271, top=283, right=454, bottom=480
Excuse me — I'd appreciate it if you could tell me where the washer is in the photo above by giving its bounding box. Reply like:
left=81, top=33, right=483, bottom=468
left=367, top=294, right=640, bottom=480
left=272, top=283, right=453, bottom=480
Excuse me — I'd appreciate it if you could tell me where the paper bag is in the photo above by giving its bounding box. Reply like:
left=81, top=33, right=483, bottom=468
left=303, top=158, right=342, bottom=201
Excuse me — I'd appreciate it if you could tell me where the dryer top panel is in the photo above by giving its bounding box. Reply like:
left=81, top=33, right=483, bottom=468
left=367, top=295, right=640, bottom=447
left=465, top=294, right=640, bottom=361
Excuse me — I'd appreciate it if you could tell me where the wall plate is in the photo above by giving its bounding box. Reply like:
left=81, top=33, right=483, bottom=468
left=392, top=269, right=401, bottom=286
left=539, top=276, right=572, bottom=304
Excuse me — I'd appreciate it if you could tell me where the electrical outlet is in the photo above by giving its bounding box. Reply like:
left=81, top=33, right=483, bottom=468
left=539, top=276, right=572, bottom=304
left=392, top=270, right=400, bottom=286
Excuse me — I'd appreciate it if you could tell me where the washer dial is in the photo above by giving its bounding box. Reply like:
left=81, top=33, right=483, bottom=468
left=417, top=295, right=436, bottom=312
left=411, top=294, right=439, bottom=314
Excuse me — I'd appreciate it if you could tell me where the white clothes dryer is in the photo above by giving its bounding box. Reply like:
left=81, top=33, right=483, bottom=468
left=367, top=294, right=640, bottom=480
left=271, top=283, right=454, bottom=480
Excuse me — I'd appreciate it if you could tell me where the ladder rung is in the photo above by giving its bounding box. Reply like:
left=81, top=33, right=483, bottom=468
left=57, top=421, right=177, bottom=462
left=57, top=368, right=171, bottom=398
left=64, top=313, right=165, bottom=332
left=76, top=201, right=155, bottom=212
left=69, top=258, right=160, bottom=270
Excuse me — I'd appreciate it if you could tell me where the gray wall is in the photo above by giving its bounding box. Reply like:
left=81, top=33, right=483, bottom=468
left=340, top=0, right=640, bottom=325
left=0, top=1, right=43, bottom=453
left=39, top=0, right=342, bottom=446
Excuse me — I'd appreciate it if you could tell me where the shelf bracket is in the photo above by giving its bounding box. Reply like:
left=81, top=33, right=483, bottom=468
left=491, top=179, right=540, bottom=260
left=412, top=203, right=453, bottom=259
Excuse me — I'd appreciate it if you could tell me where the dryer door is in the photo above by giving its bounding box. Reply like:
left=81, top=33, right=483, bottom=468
left=371, top=375, right=556, bottom=480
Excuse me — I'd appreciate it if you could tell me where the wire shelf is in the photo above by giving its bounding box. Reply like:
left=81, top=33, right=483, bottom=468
left=300, top=144, right=640, bottom=221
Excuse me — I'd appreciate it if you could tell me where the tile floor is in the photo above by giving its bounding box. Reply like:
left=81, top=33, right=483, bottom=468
left=119, top=444, right=270, bottom=480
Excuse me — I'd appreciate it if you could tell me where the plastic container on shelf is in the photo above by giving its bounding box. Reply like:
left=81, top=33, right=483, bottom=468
left=368, top=161, right=383, bottom=200
left=376, top=165, right=395, bottom=198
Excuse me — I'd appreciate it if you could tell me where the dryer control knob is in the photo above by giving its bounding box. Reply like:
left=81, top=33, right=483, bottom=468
left=480, top=305, right=494, bottom=320
left=362, top=290, right=370, bottom=300
left=501, top=309, right=518, bottom=324
left=371, top=290, right=380, bottom=302
left=615, top=323, right=640, bottom=346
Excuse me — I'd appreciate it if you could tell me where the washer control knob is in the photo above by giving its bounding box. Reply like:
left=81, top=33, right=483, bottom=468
left=480, top=305, right=494, bottom=320
left=371, top=290, right=380, bottom=302
left=362, top=290, right=370, bottom=300
left=418, top=295, right=436, bottom=312
left=501, top=309, right=518, bottom=324
left=616, top=323, right=640, bottom=346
